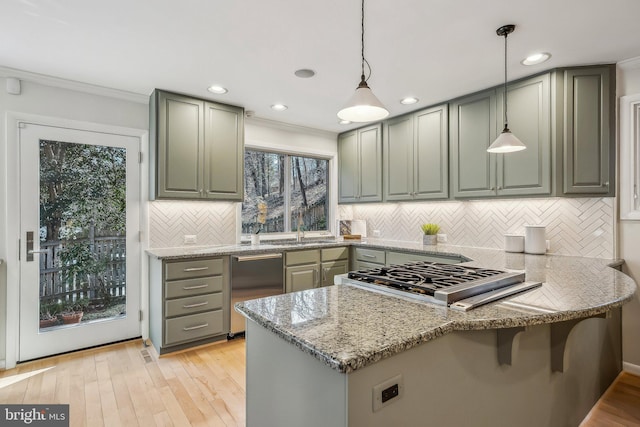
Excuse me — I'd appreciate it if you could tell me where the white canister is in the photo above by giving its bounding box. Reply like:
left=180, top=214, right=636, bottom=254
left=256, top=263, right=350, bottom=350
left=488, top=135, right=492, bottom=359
left=525, top=225, right=546, bottom=254
left=504, top=234, right=525, bottom=253
left=250, top=234, right=260, bottom=246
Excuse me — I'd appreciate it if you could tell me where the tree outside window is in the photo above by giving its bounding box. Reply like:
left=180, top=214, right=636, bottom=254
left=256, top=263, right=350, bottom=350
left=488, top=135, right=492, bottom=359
left=242, top=150, right=328, bottom=234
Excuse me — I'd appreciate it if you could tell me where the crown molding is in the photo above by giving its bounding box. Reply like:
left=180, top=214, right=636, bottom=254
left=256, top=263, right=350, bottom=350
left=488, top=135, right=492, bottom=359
left=0, top=65, right=148, bottom=104
left=618, top=56, right=640, bottom=70
left=245, top=116, right=337, bottom=139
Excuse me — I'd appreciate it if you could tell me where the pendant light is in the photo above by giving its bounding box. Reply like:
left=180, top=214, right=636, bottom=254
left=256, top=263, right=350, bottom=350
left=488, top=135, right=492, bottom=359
left=337, top=0, right=389, bottom=123
left=487, top=24, right=526, bottom=153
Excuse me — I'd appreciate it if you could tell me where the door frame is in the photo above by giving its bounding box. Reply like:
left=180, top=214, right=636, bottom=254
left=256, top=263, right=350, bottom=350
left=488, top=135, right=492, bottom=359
left=4, top=112, right=149, bottom=369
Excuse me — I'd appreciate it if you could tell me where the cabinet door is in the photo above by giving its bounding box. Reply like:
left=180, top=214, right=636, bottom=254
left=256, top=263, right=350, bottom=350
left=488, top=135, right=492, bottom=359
left=338, top=130, right=359, bottom=203
left=203, top=102, right=244, bottom=201
left=155, top=91, right=204, bottom=199
left=414, top=104, right=449, bottom=199
left=384, top=114, right=414, bottom=201
left=285, top=264, right=319, bottom=293
left=358, top=124, right=383, bottom=202
left=496, top=74, right=551, bottom=196
left=563, top=66, right=613, bottom=195
left=450, top=90, right=497, bottom=198
left=321, top=260, right=348, bottom=287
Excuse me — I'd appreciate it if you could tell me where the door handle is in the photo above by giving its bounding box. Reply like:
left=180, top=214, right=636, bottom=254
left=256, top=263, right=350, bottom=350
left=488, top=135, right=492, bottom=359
left=26, top=231, right=42, bottom=262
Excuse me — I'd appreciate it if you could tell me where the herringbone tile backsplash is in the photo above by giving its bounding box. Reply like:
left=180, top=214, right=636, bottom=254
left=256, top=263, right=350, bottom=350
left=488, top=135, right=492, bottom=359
left=339, top=198, right=614, bottom=258
left=148, top=197, right=614, bottom=258
left=148, top=200, right=237, bottom=248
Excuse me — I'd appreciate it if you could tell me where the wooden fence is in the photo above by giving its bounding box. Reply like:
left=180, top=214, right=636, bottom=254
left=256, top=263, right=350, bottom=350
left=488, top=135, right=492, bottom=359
left=39, top=236, right=126, bottom=305
left=242, top=200, right=327, bottom=234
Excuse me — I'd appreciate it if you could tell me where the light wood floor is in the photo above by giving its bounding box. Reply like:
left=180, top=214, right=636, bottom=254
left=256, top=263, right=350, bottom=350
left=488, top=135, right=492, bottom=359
left=0, top=338, right=246, bottom=427
left=581, top=371, right=640, bottom=426
left=2, top=339, right=640, bottom=427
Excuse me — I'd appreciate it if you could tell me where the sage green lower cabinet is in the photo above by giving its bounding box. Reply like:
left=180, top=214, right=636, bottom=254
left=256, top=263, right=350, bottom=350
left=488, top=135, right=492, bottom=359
left=321, top=247, right=349, bottom=287
left=338, top=124, right=383, bottom=203
left=149, top=256, right=229, bottom=354
left=286, top=247, right=349, bottom=291
left=384, top=105, right=449, bottom=201
left=351, top=247, right=386, bottom=271
left=285, top=249, right=321, bottom=292
left=451, top=73, right=552, bottom=198
left=562, top=66, right=614, bottom=195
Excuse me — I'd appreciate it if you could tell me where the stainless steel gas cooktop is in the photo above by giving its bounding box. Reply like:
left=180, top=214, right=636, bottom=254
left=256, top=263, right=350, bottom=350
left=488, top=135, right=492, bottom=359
left=338, top=261, right=541, bottom=311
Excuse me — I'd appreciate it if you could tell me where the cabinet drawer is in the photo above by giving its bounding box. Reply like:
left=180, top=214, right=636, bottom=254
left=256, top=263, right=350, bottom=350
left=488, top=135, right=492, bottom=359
left=321, top=247, right=348, bottom=262
left=165, top=310, right=224, bottom=346
left=165, top=258, right=223, bottom=280
left=165, top=276, right=224, bottom=299
left=165, top=293, right=223, bottom=318
left=286, top=249, right=320, bottom=266
left=354, top=248, right=385, bottom=264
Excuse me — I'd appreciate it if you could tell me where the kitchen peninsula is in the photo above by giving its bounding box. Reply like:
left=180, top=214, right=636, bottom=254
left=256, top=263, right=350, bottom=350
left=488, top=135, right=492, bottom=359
left=235, top=241, right=637, bottom=427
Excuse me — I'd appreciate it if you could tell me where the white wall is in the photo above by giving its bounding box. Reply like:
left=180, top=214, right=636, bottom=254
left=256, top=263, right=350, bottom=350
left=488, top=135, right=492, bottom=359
left=0, top=73, right=148, bottom=367
left=617, top=57, right=640, bottom=370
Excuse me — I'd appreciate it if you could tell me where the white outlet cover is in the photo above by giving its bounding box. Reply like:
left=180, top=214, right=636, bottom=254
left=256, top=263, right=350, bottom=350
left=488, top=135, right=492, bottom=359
left=372, top=374, right=404, bottom=412
left=183, top=234, right=197, bottom=244
left=437, top=233, right=447, bottom=243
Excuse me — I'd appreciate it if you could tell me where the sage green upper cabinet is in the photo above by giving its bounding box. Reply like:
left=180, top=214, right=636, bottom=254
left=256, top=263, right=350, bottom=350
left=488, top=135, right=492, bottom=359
left=496, top=73, right=551, bottom=196
left=150, top=89, right=244, bottom=201
left=561, top=66, right=614, bottom=196
left=338, top=123, right=382, bottom=203
left=450, top=89, right=497, bottom=198
left=450, top=73, right=551, bottom=198
left=384, top=105, right=449, bottom=201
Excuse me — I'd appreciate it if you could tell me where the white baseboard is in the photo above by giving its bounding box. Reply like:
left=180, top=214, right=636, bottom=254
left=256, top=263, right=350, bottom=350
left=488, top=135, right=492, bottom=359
left=623, top=361, right=640, bottom=375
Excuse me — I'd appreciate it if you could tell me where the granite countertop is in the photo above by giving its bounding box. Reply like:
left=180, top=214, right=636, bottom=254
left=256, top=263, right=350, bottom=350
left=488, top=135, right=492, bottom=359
left=230, top=240, right=637, bottom=373
left=147, top=239, right=636, bottom=373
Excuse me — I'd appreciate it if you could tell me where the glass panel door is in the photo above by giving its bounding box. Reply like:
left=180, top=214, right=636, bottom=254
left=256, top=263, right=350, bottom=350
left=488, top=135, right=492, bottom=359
left=19, top=123, right=141, bottom=361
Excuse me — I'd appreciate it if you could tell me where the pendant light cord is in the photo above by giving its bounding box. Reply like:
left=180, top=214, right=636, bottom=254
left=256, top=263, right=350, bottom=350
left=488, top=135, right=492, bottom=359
left=360, top=0, right=371, bottom=83
left=503, top=32, right=508, bottom=130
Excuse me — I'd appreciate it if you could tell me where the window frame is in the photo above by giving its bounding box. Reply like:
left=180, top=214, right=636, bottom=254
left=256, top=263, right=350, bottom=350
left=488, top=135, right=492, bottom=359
left=239, top=142, right=336, bottom=240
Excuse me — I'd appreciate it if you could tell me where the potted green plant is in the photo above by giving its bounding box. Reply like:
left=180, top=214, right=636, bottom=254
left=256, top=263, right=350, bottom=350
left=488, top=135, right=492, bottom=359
left=421, top=223, right=440, bottom=245
left=60, top=298, right=89, bottom=324
left=39, top=301, right=61, bottom=328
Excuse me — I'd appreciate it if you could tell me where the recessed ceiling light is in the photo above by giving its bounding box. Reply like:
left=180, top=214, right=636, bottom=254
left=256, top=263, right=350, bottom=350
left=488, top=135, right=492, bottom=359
left=294, top=69, right=316, bottom=78
left=271, top=104, right=288, bottom=111
left=339, top=119, right=352, bottom=125
left=521, top=52, right=551, bottom=66
left=400, top=97, right=419, bottom=105
left=207, top=85, right=228, bottom=94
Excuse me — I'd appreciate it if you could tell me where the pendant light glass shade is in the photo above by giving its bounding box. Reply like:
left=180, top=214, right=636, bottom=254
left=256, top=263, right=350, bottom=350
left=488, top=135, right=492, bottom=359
left=487, top=24, right=526, bottom=154
left=337, top=0, right=389, bottom=123
left=487, top=127, right=526, bottom=153
left=337, top=79, right=389, bottom=122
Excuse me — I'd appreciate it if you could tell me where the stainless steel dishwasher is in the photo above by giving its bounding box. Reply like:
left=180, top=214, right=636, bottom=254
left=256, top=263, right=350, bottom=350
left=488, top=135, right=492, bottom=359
left=230, top=253, right=284, bottom=336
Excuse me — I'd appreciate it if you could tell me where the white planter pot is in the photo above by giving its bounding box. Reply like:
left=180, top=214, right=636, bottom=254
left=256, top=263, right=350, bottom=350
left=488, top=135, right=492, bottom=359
left=423, top=234, right=437, bottom=245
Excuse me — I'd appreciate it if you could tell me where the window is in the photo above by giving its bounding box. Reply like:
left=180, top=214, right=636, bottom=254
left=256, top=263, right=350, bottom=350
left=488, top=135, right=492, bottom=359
left=242, top=149, right=329, bottom=234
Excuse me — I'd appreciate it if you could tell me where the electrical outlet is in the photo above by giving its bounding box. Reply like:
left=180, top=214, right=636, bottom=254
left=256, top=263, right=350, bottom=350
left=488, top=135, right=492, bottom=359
left=373, top=230, right=381, bottom=238
left=437, top=233, right=447, bottom=243
left=183, top=234, right=197, bottom=244
left=372, top=374, right=403, bottom=412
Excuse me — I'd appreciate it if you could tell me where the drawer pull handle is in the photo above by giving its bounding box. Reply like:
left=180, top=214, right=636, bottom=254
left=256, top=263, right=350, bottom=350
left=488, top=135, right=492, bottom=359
left=362, top=254, right=376, bottom=258
left=183, top=301, right=209, bottom=309
left=183, top=284, right=208, bottom=290
left=183, top=323, right=209, bottom=331
left=183, top=267, right=209, bottom=272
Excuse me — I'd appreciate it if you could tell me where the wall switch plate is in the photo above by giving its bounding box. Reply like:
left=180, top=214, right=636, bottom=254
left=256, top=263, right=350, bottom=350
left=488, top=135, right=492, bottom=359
left=183, top=234, right=197, bottom=244
left=372, top=374, right=403, bottom=412
left=437, top=233, right=447, bottom=243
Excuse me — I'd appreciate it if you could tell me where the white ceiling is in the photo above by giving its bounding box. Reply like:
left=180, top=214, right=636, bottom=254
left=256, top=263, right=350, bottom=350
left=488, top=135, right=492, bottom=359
left=2, top=0, right=640, bottom=133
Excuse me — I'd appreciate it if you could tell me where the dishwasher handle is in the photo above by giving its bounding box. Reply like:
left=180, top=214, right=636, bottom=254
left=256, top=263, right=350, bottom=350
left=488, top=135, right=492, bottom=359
left=234, top=253, right=283, bottom=262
